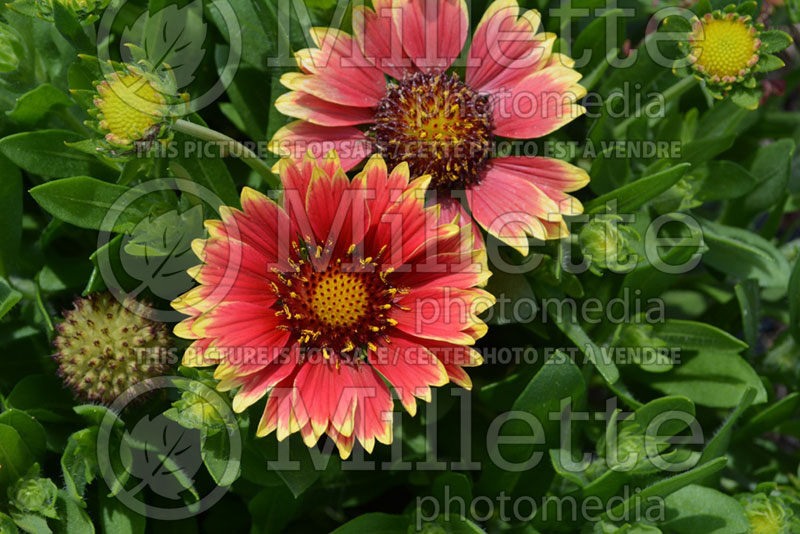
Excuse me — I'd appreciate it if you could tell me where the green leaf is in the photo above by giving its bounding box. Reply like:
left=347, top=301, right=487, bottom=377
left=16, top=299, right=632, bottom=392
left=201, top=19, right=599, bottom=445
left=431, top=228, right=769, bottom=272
left=30, top=177, right=164, bottom=232
left=52, top=490, right=95, bottom=534
left=0, top=23, right=23, bottom=73
left=5, top=375, right=77, bottom=422
left=330, top=513, right=408, bottom=534
left=61, top=427, right=98, bottom=501
left=0, top=130, right=112, bottom=179
left=584, top=163, right=691, bottom=214
left=643, top=352, right=767, bottom=408
left=169, top=126, right=240, bottom=209
left=479, top=352, right=586, bottom=496
left=605, top=457, right=727, bottom=519
left=734, top=279, right=760, bottom=355
left=0, top=424, right=35, bottom=491
left=791, top=256, right=800, bottom=344
left=740, top=138, right=795, bottom=214
left=651, top=320, right=748, bottom=352
left=699, top=387, right=757, bottom=465
left=0, top=279, right=22, bottom=320
left=695, top=161, right=757, bottom=202
left=259, top=434, right=321, bottom=498
left=0, top=512, right=18, bottom=534
left=248, top=486, right=297, bottom=534
left=730, top=88, right=760, bottom=111
left=99, top=485, right=145, bottom=534
left=52, top=1, right=93, bottom=53
left=661, top=485, right=749, bottom=534
left=0, top=410, right=46, bottom=460
left=759, top=30, right=793, bottom=53
left=533, top=283, right=618, bottom=384
left=6, top=84, right=73, bottom=125
left=757, top=54, right=785, bottom=73
left=201, top=430, right=241, bottom=487
left=699, top=218, right=791, bottom=289
left=0, top=154, right=22, bottom=277
left=734, top=392, right=800, bottom=443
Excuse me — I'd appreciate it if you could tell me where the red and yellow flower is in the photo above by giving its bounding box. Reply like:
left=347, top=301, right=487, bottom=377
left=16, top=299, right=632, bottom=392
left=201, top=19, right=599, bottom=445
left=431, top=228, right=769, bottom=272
left=173, top=151, right=493, bottom=458
left=268, top=0, right=589, bottom=255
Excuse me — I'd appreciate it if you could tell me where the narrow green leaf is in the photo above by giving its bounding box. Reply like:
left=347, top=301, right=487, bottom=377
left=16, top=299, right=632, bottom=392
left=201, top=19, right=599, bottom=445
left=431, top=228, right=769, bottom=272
left=0, top=130, right=112, bottom=179
left=651, top=320, right=748, bottom=352
left=734, top=392, right=800, bottom=443
left=605, top=457, right=727, bottom=519
left=700, top=218, right=791, bottom=289
left=30, top=177, right=163, bottom=232
left=734, top=279, right=760, bottom=355
left=0, top=278, right=22, bottom=320
left=584, top=163, right=691, bottom=214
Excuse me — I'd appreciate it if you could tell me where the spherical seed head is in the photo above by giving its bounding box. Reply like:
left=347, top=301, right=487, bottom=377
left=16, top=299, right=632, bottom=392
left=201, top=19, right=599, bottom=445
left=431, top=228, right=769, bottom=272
left=93, top=66, right=169, bottom=149
left=689, top=12, right=761, bottom=86
left=53, top=292, right=171, bottom=404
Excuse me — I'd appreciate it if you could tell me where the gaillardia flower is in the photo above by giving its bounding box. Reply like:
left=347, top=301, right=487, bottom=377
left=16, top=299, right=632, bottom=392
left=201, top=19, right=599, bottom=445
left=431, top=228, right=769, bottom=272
left=173, top=151, right=493, bottom=458
left=268, top=0, right=589, bottom=255
left=54, top=293, right=171, bottom=404
left=83, top=57, right=186, bottom=154
left=675, top=4, right=792, bottom=107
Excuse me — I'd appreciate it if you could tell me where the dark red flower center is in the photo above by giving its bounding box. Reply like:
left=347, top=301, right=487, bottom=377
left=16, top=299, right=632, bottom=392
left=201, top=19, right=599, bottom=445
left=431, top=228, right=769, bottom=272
left=272, top=245, right=403, bottom=356
left=371, top=71, right=493, bottom=192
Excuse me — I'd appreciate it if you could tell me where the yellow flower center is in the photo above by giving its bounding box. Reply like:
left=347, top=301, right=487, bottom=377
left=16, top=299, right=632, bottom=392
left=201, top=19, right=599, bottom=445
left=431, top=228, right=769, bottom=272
left=691, top=16, right=757, bottom=79
left=311, top=272, right=371, bottom=329
left=372, top=71, right=493, bottom=192
left=273, top=249, right=403, bottom=354
left=97, top=73, right=165, bottom=146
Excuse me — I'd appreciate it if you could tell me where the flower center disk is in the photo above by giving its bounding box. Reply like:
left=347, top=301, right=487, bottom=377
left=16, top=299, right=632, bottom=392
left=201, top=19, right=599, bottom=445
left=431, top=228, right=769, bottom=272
left=691, top=16, right=758, bottom=79
left=273, top=248, right=399, bottom=355
left=371, top=72, right=493, bottom=192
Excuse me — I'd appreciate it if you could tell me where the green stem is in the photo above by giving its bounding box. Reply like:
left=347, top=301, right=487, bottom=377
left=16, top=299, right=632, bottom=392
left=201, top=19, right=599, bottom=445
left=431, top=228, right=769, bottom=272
left=612, top=76, right=698, bottom=138
left=172, top=119, right=279, bottom=188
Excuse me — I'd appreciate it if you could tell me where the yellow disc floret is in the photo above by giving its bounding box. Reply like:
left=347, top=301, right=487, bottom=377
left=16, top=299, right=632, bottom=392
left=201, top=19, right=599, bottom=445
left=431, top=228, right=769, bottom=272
left=311, top=272, right=371, bottom=329
left=689, top=12, right=761, bottom=84
left=94, top=68, right=167, bottom=148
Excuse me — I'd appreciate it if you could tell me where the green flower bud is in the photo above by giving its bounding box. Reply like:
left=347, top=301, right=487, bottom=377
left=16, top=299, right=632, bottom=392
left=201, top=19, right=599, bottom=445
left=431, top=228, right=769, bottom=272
left=739, top=491, right=800, bottom=534
left=53, top=292, right=171, bottom=404
left=579, top=215, right=637, bottom=274
left=8, top=476, right=58, bottom=519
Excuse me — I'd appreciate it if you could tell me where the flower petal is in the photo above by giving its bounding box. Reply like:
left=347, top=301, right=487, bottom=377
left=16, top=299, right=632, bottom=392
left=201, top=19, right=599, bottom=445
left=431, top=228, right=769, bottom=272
left=275, top=91, right=376, bottom=126
left=369, top=331, right=449, bottom=416
left=491, top=66, right=586, bottom=139
left=285, top=28, right=387, bottom=107
left=269, top=120, right=373, bottom=171
left=353, top=0, right=415, bottom=79
left=466, top=0, right=553, bottom=92
left=392, top=0, right=469, bottom=73
left=466, top=165, right=563, bottom=255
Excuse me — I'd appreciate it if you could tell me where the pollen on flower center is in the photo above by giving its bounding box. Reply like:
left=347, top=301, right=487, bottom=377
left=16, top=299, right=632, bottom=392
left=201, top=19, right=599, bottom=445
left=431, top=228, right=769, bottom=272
left=95, top=71, right=166, bottom=147
left=310, top=272, right=370, bottom=329
left=272, top=244, right=402, bottom=355
left=371, top=71, right=493, bottom=192
left=690, top=14, right=760, bottom=81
